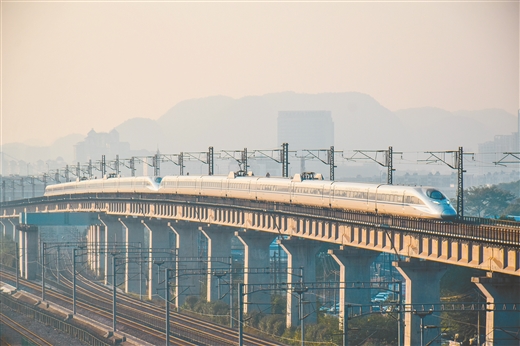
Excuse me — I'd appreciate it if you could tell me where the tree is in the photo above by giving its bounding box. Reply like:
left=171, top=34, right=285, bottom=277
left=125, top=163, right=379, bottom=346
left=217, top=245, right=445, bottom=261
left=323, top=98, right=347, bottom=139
left=503, top=198, right=520, bottom=216
left=464, top=185, right=515, bottom=218
left=496, top=180, right=520, bottom=198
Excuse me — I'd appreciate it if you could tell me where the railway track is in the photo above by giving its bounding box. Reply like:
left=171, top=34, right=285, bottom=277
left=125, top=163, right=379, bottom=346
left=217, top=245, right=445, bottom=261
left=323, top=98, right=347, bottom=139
left=0, top=311, right=54, bottom=346
left=1, top=267, right=285, bottom=346
left=0, top=269, right=196, bottom=346
left=63, top=260, right=284, bottom=346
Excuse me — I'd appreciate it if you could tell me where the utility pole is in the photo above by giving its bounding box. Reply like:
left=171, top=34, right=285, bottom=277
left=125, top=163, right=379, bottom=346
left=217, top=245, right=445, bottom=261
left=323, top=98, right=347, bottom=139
left=347, top=147, right=397, bottom=184
left=241, top=148, right=248, bottom=172
left=41, top=242, right=46, bottom=301
left=165, top=268, right=171, bottom=346
left=456, top=147, right=464, bottom=218
left=130, top=157, right=135, bottom=177
left=422, top=147, right=470, bottom=219
left=178, top=153, right=184, bottom=175
left=112, top=253, right=117, bottom=332
left=208, top=147, right=214, bottom=175
left=153, top=153, right=160, bottom=177
left=386, top=146, right=394, bottom=185
left=88, top=160, right=93, bottom=179
left=238, top=283, right=244, bottom=346
left=282, top=143, right=289, bottom=178
left=115, top=155, right=120, bottom=176
left=101, top=155, right=106, bottom=178
left=329, top=146, right=335, bottom=181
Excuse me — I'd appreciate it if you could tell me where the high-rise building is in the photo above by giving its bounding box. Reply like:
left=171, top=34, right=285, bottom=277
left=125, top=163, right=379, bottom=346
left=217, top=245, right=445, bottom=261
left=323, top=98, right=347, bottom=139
left=277, top=111, right=334, bottom=150
left=74, top=129, right=131, bottom=163
left=478, top=111, right=519, bottom=154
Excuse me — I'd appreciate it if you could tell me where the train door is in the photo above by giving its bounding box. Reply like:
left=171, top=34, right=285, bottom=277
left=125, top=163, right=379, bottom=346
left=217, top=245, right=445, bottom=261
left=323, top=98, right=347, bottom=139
left=373, top=185, right=382, bottom=214
left=367, top=186, right=377, bottom=212
left=246, top=179, right=252, bottom=200
left=328, top=182, right=335, bottom=207
left=400, top=190, right=405, bottom=216
left=195, top=177, right=201, bottom=195
left=365, top=187, right=371, bottom=211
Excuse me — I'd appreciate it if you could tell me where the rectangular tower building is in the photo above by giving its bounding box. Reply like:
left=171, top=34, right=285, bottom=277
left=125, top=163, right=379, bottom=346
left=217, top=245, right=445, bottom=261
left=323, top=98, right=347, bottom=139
left=277, top=111, right=334, bottom=150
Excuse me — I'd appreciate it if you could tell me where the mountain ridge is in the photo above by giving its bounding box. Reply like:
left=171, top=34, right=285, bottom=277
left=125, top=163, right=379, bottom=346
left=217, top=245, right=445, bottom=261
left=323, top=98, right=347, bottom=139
left=3, top=92, right=517, bottom=165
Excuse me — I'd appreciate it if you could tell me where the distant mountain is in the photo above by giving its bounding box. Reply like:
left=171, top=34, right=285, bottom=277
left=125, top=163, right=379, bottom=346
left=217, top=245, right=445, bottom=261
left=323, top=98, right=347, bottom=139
left=114, top=118, right=169, bottom=152
left=2, top=93, right=517, bottom=166
left=2, top=133, right=83, bottom=164
left=156, top=92, right=410, bottom=152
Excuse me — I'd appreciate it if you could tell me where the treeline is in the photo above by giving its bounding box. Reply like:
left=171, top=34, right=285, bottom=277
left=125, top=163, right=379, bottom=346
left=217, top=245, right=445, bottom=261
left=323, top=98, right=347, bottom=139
left=455, top=180, right=520, bottom=218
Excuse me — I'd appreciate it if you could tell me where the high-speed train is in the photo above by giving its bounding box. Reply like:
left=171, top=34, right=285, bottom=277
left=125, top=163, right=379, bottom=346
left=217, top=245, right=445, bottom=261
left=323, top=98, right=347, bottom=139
left=44, top=171, right=457, bottom=220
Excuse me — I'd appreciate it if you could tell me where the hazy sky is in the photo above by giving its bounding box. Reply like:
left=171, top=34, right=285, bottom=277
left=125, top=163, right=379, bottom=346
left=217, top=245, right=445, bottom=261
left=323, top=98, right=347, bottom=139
left=2, top=0, right=518, bottom=146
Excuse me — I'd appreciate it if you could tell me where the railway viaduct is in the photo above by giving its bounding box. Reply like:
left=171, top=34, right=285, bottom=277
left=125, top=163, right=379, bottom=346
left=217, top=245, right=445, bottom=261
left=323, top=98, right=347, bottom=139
left=1, top=193, right=519, bottom=345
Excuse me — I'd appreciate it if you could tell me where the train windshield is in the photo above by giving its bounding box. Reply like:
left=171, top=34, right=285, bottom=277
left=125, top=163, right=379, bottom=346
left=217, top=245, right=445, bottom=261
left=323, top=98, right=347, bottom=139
left=426, top=189, right=446, bottom=200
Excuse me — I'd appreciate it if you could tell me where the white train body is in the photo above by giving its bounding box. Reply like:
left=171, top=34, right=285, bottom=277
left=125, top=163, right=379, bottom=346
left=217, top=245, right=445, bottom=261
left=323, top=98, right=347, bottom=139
left=44, top=176, right=161, bottom=195
left=44, top=173, right=457, bottom=220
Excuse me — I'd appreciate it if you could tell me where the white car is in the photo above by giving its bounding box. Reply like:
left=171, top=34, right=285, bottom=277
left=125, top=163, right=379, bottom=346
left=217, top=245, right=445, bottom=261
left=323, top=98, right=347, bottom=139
left=371, top=292, right=390, bottom=303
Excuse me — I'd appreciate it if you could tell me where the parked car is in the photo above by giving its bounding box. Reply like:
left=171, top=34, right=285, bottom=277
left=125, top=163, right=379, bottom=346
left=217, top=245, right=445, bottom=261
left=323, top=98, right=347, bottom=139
left=371, top=292, right=390, bottom=303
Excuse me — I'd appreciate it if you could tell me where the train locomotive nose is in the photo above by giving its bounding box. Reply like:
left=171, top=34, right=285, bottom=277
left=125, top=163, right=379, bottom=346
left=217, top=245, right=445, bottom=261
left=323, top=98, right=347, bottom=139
left=441, top=209, right=457, bottom=220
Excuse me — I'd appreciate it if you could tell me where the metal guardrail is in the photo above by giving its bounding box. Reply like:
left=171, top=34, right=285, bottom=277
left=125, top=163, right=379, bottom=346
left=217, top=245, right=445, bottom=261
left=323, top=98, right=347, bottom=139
left=0, top=293, right=111, bottom=346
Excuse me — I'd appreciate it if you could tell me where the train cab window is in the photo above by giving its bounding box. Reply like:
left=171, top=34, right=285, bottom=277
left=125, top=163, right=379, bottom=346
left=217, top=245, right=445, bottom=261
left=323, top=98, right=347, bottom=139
left=426, top=189, right=446, bottom=200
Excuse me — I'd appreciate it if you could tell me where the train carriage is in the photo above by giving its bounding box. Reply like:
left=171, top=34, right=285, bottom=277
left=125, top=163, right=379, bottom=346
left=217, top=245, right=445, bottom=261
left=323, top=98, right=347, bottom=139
left=45, top=171, right=456, bottom=220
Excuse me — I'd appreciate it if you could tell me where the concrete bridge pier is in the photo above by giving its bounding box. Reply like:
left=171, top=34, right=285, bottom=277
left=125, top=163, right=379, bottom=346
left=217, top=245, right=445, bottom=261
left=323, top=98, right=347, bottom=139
left=120, top=217, right=145, bottom=295
left=0, top=220, right=6, bottom=239
left=235, top=230, right=275, bottom=314
left=472, top=272, right=520, bottom=346
left=142, top=220, right=173, bottom=300
left=86, top=225, right=104, bottom=278
left=1, top=219, right=19, bottom=241
left=17, top=225, right=38, bottom=280
left=328, top=247, right=380, bottom=328
left=200, top=225, right=235, bottom=302
left=98, top=216, right=124, bottom=285
left=168, top=221, right=202, bottom=308
left=394, top=258, right=447, bottom=346
left=278, top=237, right=322, bottom=328
left=86, top=225, right=94, bottom=272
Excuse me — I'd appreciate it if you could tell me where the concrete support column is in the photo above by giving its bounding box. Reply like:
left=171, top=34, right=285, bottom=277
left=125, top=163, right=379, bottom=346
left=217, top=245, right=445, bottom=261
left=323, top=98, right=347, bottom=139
left=328, top=246, right=379, bottom=328
left=98, top=216, right=123, bottom=285
left=96, top=225, right=105, bottom=278
left=88, top=225, right=104, bottom=278
left=236, top=230, right=275, bottom=314
left=0, top=220, right=5, bottom=238
left=18, top=225, right=27, bottom=279
left=200, top=225, right=235, bottom=302
left=17, top=225, right=38, bottom=280
left=142, top=220, right=173, bottom=300
left=86, top=225, right=95, bottom=273
left=10, top=219, right=19, bottom=242
left=278, top=237, right=322, bottom=328
left=2, top=219, right=19, bottom=242
left=119, top=217, right=145, bottom=294
left=394, top=258, right=447, bottom=346
left=472, top=273, right=520, bottom=346
left=168, top=221, right=201, bottom=308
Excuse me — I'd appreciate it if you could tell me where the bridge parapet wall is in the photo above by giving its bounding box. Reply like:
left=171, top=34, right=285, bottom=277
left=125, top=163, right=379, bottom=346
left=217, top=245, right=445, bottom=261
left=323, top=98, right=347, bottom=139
left=1, top=196, right=519, bottom=277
